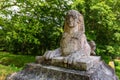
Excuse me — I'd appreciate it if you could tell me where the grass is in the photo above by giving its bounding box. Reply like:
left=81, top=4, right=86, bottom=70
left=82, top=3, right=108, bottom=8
left=101, top=55, right=120, bottom=79
left=0, top=52, right=35, bottom=80
left=0, top=64, right=21, bottom=80
left=0, top=52, right=35, bottom=67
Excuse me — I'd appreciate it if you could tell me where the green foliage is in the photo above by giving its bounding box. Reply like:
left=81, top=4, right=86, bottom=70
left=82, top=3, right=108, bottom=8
left=0, top=64, right=21, bottom=75
left=0, top=51, right=34, bottom=79
left=0, top=64, right=21, bottom=80
left=0, top=0, right=72, bottom=55
left=114, top=59, right=120, bottom=79
left=0, top=51, right=33, bottom=80
left=101, top=55, right=111, bottom=64
left=0, top=0, right=120, bottom=57
left=72, top=0, right=120, bottom=57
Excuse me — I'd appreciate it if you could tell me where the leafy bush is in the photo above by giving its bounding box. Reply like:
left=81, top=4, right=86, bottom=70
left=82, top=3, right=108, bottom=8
left=114, top=59, right=120, bottom=79
left=0, top=0, right=120, bottom=57
left=72, top=0, right=120, bottom=58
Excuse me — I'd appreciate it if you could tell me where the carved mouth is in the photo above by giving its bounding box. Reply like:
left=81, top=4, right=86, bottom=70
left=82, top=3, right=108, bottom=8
left=68, top=24, right=74, bottom=28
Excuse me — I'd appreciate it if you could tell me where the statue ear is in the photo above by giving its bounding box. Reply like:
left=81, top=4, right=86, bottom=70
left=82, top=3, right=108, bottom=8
left=79, top=15, right=85, bottom=33
left=64, top=22, right=67, bottom=32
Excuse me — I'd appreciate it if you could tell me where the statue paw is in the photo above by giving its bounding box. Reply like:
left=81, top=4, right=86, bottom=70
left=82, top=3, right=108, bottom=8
left=43, top=51, right=51, bottom=59
left=63, top=54, right=78, bottom=65
left=63, top=51, right=85, bottom=65
left=44, top=48, right=61, bottom=60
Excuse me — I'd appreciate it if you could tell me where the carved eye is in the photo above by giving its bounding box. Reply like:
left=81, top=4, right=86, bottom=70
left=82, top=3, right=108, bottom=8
left=66, top=15, right=70, bottom=19
left=73, top=15, right=77, bottom=19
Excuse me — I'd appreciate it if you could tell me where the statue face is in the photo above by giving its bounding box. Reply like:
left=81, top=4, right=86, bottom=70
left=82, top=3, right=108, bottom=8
left=66, top=15, right=78, bottom=28
left=64, top=10, right=85, bottom=33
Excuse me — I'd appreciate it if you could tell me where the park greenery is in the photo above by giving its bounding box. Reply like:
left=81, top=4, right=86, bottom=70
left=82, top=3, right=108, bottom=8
left=0, top=52, right=119, bottom=79
left=0, top=0, right=120, bottom=57
left=0, top=0, right=120, bottom=79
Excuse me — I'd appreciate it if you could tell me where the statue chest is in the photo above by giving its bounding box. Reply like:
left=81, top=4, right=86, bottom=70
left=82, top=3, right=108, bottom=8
left=60, top=34, right=82, bottom=56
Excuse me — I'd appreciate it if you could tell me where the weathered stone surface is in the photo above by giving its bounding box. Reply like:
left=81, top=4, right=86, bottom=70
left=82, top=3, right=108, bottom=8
left=51, top=56, right=101, bottom=70
left=43, top=10, right=92, bottom=65
left=6, top=61, right=118, bottom=80
left=36, top=56, right=101, bottom=71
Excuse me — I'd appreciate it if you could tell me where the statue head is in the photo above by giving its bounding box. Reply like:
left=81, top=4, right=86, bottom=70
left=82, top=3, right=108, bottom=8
left=64, top=10, right=85, bottom=33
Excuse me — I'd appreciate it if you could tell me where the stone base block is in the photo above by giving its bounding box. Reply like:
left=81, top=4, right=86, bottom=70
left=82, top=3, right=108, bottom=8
left=6, top=62, right=118, bottom=80
left=52, top=56, right=101, bottom=70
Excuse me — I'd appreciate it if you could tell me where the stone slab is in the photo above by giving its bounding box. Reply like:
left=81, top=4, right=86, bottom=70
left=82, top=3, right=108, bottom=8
left=6, top=61, right=118, bottom=80
left=51, top=56, right=101, bottom=70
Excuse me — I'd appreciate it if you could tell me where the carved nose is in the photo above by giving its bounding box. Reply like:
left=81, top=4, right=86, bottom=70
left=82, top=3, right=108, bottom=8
left=69, top=17, right=73, bottom=22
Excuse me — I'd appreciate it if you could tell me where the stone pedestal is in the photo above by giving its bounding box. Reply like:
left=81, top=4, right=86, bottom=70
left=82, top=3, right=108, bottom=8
left=6, top=61, right=118, bottom=80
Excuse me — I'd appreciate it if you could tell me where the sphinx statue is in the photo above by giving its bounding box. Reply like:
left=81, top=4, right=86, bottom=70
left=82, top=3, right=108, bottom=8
left=6, top=10, right=118, bottom=80
left=43, top=10, right=93, bottom=65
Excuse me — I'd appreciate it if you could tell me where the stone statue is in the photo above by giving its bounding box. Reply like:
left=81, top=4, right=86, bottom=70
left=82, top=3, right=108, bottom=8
left=6, top=10, right=118, bottom=80
left=43, top=10, right=92, bottom=65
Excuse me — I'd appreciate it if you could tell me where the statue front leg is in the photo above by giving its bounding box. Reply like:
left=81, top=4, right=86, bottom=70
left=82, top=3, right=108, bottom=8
left=63, top=50, right=86, bottom=65
left=43, top=48, right=61, bottom=60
